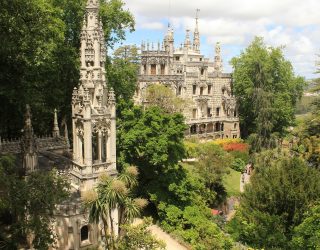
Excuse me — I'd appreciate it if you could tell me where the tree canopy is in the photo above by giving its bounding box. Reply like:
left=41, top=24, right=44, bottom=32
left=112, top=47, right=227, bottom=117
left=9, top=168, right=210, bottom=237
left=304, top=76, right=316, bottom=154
left=0, top=0, right=135, bottom=137
left=228, top=150, right=320, bottom=249
left=0, top=155, right=70, bottom=249
left=231, top=37, right=306, bottom=145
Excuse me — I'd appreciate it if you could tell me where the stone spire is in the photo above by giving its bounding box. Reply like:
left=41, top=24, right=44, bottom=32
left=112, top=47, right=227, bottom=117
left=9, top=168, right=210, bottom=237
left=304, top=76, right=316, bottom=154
left=214, top=42, right=223, bottom=72
left=21, top=104, right=38, bottom=174
left=79, top=0, right=106, bottom=97
left=52, top=108, right=60, bottom=137
left=193, top=9, right=200, bottom=53
left=71, top=0, right=117, bottom=193
left=184, top=29, right=191, bottom=50
left=164, top=24, right=174, bottom=55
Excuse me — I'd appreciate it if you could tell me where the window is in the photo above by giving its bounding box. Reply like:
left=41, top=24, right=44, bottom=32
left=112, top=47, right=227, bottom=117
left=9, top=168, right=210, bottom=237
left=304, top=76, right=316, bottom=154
left=201, top=68, right=204, bottom=75
left=234, top=110, right=237, bottom=117
left=216, top=107, right=220, bottom=116
left=192, top=109, right=197, bottom=119
left=81, top=225, right=89, bottom=242
left=207, top=108, right=212, bottom=117
left=150, top=64, right=156, bottom=75
left=233, top=135, right=237, bottom=139
left=175, top=56, right=180, bottom=61
left=160, top=64, right=165, bottom=75
left=200, top=87, right=204, bottom=95
left=200, top=58, right=203, bottom=61
left=208, top=85, right=212, bottom=94
left=222, top=89, right=225, bottom=95
left=193, top=85, right=197, bottom=95
left=234, top=123, right=237, bottom=129
left=178, top=86, right=182, bottom=95
left=143, top=65, right=147, bottom=74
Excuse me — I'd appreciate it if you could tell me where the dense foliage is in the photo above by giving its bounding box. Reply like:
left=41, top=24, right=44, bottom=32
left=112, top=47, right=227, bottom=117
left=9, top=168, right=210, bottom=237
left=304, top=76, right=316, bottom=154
left=145, top=84, right=190, bottom=113
left=290, top=203, right=320, bottom=249
left=107, top=45, right=139, bottom=101
left=117, top=102, right=233, bottom=249
left=0, top=155, right=70, bottom=249
left=0, top=0, right=134, bottom=137
left=117, top=217, right=166, bottom=250
left=228, top=150, right=320, bottom=249
left=231, top=37, right=306, bottom=148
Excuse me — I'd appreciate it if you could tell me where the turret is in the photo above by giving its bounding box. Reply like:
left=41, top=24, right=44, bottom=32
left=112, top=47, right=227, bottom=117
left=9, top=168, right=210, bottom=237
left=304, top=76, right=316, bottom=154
left=193, top=9, right=200, bottom=53
left=164, top=24, right=174, bottom=56
left=71, top=0, right=117, bottom=193
left=214, top=42, right=223, bottom=72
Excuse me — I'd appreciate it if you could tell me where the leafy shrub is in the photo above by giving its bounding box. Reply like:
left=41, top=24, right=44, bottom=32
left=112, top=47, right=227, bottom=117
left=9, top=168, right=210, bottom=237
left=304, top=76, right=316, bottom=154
left=231, top=158, right=246, bottom=172
left=223, top=143, right=248, bottom=152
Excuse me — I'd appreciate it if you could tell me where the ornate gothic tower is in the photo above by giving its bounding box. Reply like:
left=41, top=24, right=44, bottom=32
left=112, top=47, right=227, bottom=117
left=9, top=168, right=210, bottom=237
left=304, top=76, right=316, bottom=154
left=164, top=24, right=174, bottom=56
left=71, top=0, right=117, bottom=193
left=193, top=9, right=200, bottom=53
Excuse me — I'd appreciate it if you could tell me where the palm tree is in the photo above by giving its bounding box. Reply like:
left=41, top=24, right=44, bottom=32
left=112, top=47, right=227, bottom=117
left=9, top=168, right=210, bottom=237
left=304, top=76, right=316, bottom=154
left=82, top=166, right=147, bottom=249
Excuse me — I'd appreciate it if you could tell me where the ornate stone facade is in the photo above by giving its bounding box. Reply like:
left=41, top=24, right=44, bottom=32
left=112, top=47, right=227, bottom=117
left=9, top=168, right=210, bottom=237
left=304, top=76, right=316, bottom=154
left=54, top=0, right=118, bottom=248
left=135, top=16, right=240, bottom=140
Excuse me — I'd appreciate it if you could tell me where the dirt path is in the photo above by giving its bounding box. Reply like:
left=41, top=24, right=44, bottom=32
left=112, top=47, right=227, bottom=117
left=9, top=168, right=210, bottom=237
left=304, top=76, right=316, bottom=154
left=148, top=224, right=187, bottom=250
left=134, top=219, right=187, bottom=250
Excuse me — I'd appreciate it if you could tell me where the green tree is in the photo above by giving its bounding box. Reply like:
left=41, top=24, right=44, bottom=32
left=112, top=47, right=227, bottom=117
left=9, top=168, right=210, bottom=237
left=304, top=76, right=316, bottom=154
left=196, top=143, right=232, bottom=206
left=117, top=217, right=166, bottom=250
left=107, top=45, right=139, bottom=101
left=0, top=0, right=135, bottom=138
left=290, top=203, right=320, bottom=249
left=116, top=102, right=233, bottom=249
left=0, top=155, right=70, bottom=249
left=228, top=150, right=320, bottom=249
left=146, top=84, right=190, bottom=113
left=83, top=166, right=147, bottom=249
left=231, top=37, right=306, bottom=147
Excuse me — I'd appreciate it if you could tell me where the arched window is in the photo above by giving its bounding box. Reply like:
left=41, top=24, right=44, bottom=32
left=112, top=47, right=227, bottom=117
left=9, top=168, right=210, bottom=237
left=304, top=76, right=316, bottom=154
left=81, top=225, right=89, bottom=242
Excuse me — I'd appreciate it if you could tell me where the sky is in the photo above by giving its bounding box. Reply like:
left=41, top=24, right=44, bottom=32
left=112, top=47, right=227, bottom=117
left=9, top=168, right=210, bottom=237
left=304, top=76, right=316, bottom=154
left=120, top=0, right=320, bottom=79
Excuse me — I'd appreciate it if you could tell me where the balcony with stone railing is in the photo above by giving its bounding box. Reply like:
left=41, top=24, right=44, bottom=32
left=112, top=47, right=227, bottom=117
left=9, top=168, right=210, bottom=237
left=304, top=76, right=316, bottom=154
left=186, top=116, right=239, bottom=125
left=208, top=72, right=232, bottom=78
left=138, top=74, right=184, bottom=82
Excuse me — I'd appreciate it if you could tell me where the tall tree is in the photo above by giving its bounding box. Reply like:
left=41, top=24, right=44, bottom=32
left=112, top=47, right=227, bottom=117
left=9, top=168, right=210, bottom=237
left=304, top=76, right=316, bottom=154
left=231, top=37, right=306, bottom=146
left=0, top=0, right=135, bottom=137
left=107, top=45, right=139, bottom=101
left=0, top=155, right=70, bottom=249
left=228, top=150, right=320, bottom=249
left=145, top=84, right=190, bottom=114
left=83, top=166, right=147, bottom=249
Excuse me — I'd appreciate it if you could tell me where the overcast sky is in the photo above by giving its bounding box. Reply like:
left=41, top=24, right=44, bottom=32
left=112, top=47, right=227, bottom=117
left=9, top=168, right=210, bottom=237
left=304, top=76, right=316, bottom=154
left=120, top=0, right=320, bottom=79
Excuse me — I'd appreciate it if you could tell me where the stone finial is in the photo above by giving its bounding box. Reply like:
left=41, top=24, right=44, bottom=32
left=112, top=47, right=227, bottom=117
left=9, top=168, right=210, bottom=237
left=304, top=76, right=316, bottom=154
left=214, top=42, right=223, bottom=72
left=109, top=88, right=116, bottom=103
left=61, top=117, right=70, bottom=149
left=21, top=104, right=38, bottom=174
left=53, top=108, right=60, bottom=137
left=184, top=29, right=191, bottom=49
left=86, top=0, right=99, bottom=8
left=193, top=8, right=200, bottom=53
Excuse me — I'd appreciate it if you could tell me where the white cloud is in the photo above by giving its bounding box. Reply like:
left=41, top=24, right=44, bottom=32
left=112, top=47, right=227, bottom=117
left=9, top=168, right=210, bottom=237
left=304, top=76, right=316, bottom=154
left=123, top=0, right=320, bottom=78
left=138, top=21, right=165, bottom=30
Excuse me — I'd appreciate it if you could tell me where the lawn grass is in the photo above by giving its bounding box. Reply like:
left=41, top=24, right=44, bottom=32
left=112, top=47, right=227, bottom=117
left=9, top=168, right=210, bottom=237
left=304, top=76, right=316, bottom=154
left=223, top=168, right=241, bottom=197
left=182, top=162, right=241, bottom=197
